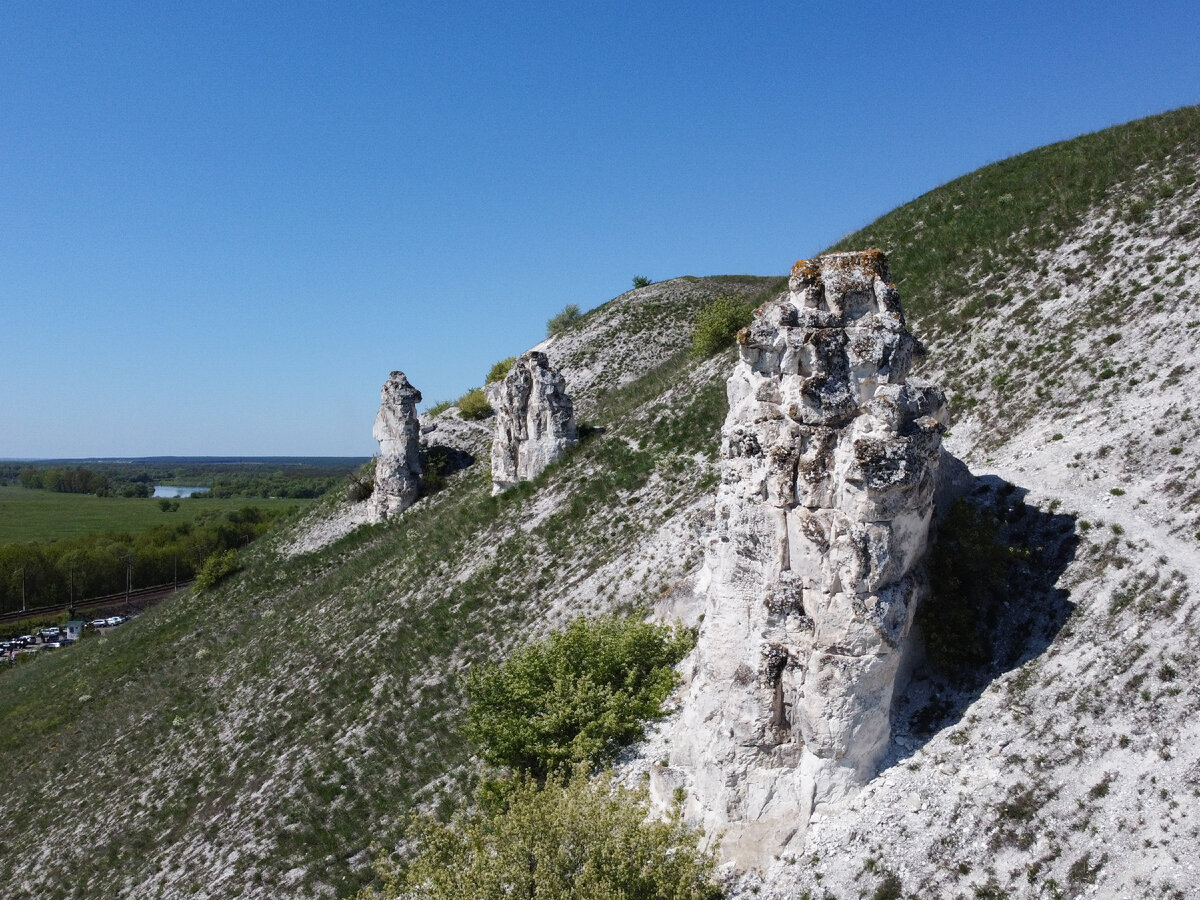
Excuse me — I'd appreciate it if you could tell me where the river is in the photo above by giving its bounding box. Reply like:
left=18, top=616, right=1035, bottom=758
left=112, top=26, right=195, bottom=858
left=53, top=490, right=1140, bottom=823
left=152, top=485, right=211, bottom=498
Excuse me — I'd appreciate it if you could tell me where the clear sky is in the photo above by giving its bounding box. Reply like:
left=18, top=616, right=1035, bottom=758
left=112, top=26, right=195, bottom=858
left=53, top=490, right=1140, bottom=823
left=3, top=1, right=1197, bottom=458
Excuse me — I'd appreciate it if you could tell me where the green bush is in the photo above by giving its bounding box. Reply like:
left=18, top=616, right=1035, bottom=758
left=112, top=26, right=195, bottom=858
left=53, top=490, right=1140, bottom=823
left=419, top=447, right=453, bottom=496
left=358, top=768, right=722, bottom=900
left=691, top=294, right=755, bottom=358
left=194, top=549, right=239, bottom=591
left=423, top=399, right=453, bottom=418
left=546, top=303, right=583, bottom=337
left=456, top=389, right=492, bottom=421
left=632, top=275, right=651, bottom=288
left=346, top=460, right=376, bottom=502
left=485, top=357, right=516, bottom=385
left=465, top=615, right=694, bottom=778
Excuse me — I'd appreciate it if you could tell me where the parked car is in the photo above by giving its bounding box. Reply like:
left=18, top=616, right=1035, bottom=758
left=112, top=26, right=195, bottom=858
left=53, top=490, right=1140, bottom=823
left=105, top=616, right=128, bottom=627
left=38, top=627, right=62, bottom=642
left=16, top=635, right=37, bottom=647
left=89, top=619, right=108, bottom=629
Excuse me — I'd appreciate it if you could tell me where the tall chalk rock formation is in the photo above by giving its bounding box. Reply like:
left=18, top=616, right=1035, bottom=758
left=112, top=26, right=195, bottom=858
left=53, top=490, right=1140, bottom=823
left=368, top=371, right=423, bottom=522
left=666, top=251, right=949, bottom=865
left=486, top=351, right=577, bottom=494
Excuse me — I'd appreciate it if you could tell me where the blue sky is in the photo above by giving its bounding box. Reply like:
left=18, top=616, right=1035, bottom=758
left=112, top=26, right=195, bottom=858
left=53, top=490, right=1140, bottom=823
left=3, top=1, right=1197, bottom=458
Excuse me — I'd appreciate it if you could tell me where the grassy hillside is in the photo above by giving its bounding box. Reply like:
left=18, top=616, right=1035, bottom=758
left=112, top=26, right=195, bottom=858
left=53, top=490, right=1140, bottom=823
left=833, top=104, right=1200, bottom=330
left=834, top=104, right=1200, bottom=458
left=0, top=276, right=774, bottom=900
left=1, top=105, right=1198, bottom=900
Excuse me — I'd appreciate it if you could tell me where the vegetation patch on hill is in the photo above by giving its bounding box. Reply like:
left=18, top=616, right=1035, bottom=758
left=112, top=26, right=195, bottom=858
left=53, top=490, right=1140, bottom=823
left=466, top=615, right=694, bottom=779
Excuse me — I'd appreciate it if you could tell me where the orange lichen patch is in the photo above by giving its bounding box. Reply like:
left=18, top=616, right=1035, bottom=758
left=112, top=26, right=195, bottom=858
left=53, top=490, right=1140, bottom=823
left=792, top=250, right=889, bottom=283
left=791, top=258, right=823, bottom=281
left=821, top=249, right=889, bottom=278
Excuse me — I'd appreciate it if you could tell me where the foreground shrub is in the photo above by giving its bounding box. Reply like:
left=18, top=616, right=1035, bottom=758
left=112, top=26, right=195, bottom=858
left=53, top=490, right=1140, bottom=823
left=632, top=275, right=651, bottom=288
left=358, top=768, right=722, bottom=900
left=456, top=389, right=492, bottom=421
left=485, top=357, right=516, bottom=384
left=691, top=294, right=755, bottom=358
left=546, top=303, right=583, bottom=337
left=466, top=615, right=694, bottom=778
left=194, top=549, right=239, bottom=591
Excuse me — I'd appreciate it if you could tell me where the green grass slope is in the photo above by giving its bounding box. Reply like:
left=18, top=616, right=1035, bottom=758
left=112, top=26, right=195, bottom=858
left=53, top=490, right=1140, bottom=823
left=832, top=104, right=1200, bottom=455
left=833, top=104, right=1199, bottom=328
left=0, top=276, right=774, bottom=900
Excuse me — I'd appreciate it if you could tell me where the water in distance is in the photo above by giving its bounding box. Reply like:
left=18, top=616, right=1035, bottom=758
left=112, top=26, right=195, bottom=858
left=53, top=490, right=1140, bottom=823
left=152, top=485, right=211, bottom=498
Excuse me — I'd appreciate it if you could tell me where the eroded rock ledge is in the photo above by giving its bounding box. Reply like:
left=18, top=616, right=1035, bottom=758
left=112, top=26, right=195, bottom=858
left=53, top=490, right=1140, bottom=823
left=664, top=251, right=949, bottom=865
left=368, top=371, right=423, bottom=522
left=486, top=351, right=577, bottom=494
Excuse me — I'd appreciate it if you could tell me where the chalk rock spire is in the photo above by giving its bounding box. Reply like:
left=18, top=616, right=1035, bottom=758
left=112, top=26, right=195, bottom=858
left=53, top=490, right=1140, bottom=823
left=486, top=351, right=577, bottom=494
left=368, top=371, right=423, bottom=522
left=664, top=251, right=948, bottom=865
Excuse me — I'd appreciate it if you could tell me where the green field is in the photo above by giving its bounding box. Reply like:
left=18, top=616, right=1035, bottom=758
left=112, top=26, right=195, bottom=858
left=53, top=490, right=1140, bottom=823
left=0, top=485, right=314, bottom=543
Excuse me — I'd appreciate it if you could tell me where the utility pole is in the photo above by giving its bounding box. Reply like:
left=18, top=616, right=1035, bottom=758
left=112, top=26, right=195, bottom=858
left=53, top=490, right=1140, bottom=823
left=125, top=555, right=132, bottom=613
left=20, top=566, right=26, bottom=613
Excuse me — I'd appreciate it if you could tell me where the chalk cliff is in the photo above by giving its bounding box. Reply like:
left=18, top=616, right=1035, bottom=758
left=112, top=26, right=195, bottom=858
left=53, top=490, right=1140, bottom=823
left=368, top=371, right=423, bottom=522
left=665, top=251, right=949, bottom=864
left=486, top=351, right=577, bottom=494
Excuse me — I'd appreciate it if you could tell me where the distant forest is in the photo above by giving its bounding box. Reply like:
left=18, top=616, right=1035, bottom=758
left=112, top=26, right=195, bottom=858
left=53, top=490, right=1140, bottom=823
left=0, top=506, right=280, bottom=616
left=0, top=457, right=369, bottom=500
left=0, top=458, right=370, bottom=615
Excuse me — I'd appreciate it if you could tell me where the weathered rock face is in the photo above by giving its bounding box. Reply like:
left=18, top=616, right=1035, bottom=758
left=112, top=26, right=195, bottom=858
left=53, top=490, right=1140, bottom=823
left=367, top=371, right=423, bottom=522
left=486, top=351, right=577, bottom=494
left=664, top=251, right=948, bottom=865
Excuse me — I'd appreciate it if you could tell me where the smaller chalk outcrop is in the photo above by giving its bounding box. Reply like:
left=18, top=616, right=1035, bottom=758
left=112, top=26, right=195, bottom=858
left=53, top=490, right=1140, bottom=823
left=486, top=351, right=577, bottom=494
left=367, top=371, right=423, bottom=522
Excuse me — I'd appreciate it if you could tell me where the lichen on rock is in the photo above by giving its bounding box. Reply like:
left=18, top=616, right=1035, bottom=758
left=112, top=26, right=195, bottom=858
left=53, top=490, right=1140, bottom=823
left=486, top=351, right=577, bottom=494
left=664, top=251, right=950, bottom=866
left=367, top=371, right=423, bottom=522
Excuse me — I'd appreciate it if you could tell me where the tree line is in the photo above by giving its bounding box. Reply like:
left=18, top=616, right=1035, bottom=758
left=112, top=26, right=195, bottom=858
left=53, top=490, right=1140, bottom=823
left=7, top=464, right=344, bottom=500
left=0, top=507, right=280, bottom=614
left=16, top=467, right=153, bottom=497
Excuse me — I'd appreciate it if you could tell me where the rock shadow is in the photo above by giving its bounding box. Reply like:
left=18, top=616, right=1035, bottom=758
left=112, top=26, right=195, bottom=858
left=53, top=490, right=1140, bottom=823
left=419, top=445, right=475, bottom=495
left=887, top=472, right=1079, bottom=763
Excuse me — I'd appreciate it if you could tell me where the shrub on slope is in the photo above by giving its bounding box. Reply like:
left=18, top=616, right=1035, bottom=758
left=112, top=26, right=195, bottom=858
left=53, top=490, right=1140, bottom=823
left=465, top=615, right=694, bottom=779
left=358, top=769, right=721, bottom=900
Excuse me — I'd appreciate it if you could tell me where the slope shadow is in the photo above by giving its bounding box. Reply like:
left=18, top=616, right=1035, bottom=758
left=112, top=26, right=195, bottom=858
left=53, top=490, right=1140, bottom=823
left=886, top=473, right=1079, bottom=763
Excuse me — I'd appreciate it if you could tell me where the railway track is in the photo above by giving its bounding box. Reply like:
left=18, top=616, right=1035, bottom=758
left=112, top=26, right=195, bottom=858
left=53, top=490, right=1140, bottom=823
left=0, top=582, right=193, bottom=625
